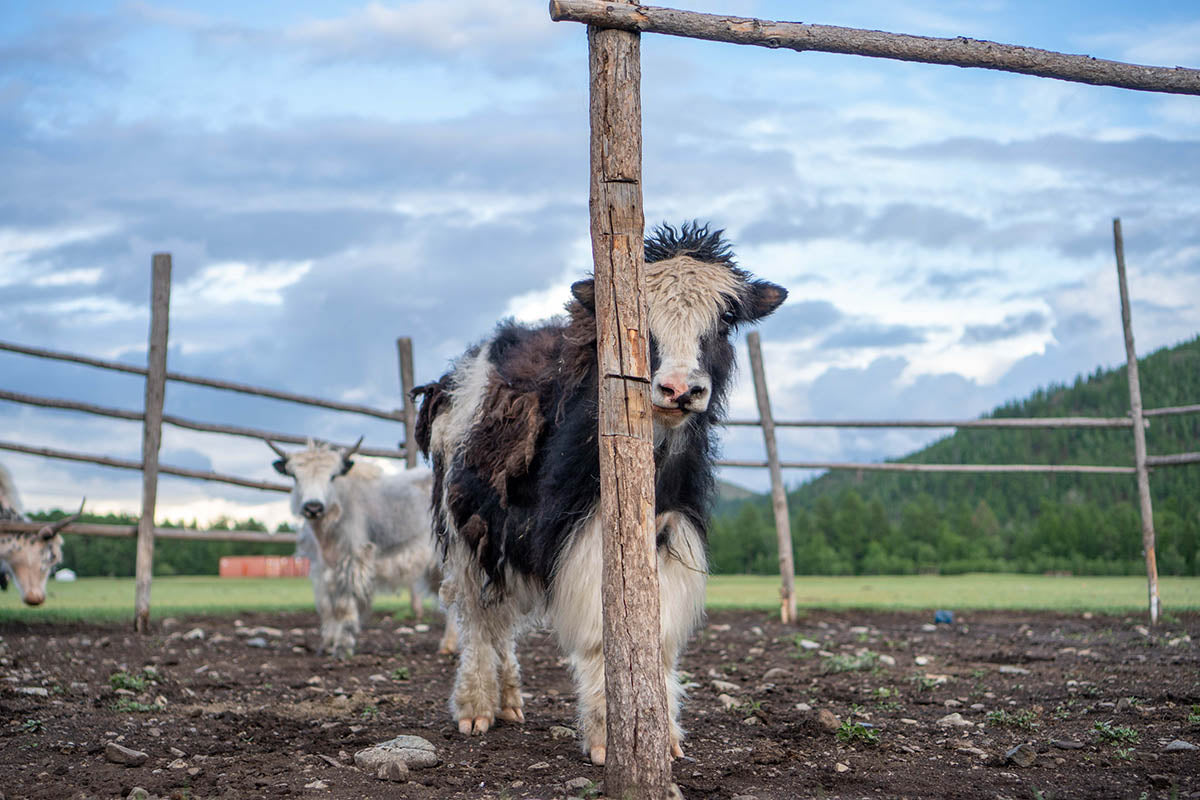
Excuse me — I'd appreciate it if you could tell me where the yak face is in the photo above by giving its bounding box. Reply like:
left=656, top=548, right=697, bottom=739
left=2, top=531, right=63, bottom=606
left=571, top=222, right=787, bottom=431
left=272, top=441, right=356, bottom=521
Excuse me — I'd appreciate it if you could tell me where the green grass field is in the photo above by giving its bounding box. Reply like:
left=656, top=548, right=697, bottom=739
left=2, top=573, right=1197, bottom=623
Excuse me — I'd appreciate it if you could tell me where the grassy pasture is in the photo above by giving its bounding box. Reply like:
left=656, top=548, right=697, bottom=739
left=2, top=573, right=1197, bottom=623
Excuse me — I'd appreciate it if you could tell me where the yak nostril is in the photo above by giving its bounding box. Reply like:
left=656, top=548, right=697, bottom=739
left=302, top=501, right=325, bottom=517
left=687, top=385, right=708, bottom=399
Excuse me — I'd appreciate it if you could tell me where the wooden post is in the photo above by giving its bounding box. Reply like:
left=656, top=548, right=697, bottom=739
left=746, top=331, right=796, bottom=624
left=1112, top=219, right=1160, bottom=625
left=134, top=253, right=171, bottom=633
left=396, top=337, right=418, bottom=469
left=588, top=13, right=672, bottom=798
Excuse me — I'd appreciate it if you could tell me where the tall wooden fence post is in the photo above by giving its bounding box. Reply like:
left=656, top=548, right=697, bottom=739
left=746, top=332, right=797, bottom=624
left=134, top=253, right=171, bottom=633
left=396, top=337, right=418, bottom=469
left=1112, top=219, right=1160, bottom=625
left=588, top=10, right=672, bottom=797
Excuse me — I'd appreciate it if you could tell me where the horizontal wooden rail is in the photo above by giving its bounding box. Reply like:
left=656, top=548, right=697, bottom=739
left=0, top=388, right=408, bottom=460
left=548, top=0, right=1200, bottom=96
left=1143, top=403, right=1200, bottom=418
left=0, top=440, right=291, bottom=493
left=723, top=416, right=1141, bottom=429
left=716, top=459, right=1137, bottom=475
left=0, top=339, right=403, bottom=422
left=1146, top=452, right=1200, bottom=467
left=0, top=519, right=297, bottom=544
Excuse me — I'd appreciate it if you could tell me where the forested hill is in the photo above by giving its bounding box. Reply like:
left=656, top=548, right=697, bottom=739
left=709, top=335, right=1200, bottom=576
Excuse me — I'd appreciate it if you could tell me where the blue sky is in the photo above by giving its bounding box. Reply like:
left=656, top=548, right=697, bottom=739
left=2, top=1, right=1198, bottom=526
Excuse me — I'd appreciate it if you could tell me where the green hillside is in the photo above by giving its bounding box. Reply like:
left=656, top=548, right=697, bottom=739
left=710, top=335, right=1200, bottom=576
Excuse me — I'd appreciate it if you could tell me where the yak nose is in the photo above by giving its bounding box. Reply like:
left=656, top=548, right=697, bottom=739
left=302, top=501, right=325, bottom=518
left=655, top=377, right=709, bottom=405
left=24, top=592, right=45, bottom=606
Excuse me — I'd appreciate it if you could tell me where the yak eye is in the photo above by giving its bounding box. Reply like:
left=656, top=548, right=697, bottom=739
left=720, top=309, right=737, bottom=326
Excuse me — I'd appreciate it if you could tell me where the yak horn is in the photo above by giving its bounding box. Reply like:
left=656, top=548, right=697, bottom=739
left=342, top=436, right=365, bottom=460
left=265, top=438, right=289, bottom=459
left=40, top=498, right=85, bottom=539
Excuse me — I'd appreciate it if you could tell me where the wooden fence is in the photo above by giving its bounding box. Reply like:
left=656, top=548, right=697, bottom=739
left=0, top=255, right=421, bottom=630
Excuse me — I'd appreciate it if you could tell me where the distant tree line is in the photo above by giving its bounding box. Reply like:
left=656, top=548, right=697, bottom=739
left=709, top=335, right=1200, bottom=576
left=27, top=510, right=295, bottom=577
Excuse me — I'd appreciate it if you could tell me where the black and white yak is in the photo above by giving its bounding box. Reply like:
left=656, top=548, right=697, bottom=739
left=413, top=222, right=786, bottom=764
left=267, top=439, right=456, bottom=658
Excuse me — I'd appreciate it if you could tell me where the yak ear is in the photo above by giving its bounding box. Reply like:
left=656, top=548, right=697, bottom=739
left=272, top=459, right=289, bottom=476
left=339, top=459, right=354, bottom=476
left=570, top=279, right=595, bottom=312
left=744, top=280, right=787, bottom=321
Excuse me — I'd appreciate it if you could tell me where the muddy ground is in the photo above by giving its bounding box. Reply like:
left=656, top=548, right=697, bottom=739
left=1, top=606, right=1198, bottom=800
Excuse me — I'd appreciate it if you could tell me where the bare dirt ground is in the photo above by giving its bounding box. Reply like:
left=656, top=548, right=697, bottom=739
left=2, top=606, right=1198, bottom=800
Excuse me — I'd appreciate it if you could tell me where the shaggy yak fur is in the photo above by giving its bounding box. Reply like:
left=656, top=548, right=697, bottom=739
left=269, top=440, right=455, bottom=657
left=0, top=462, right=81, bottom=606
left=413, top=222, right=787, bottom=764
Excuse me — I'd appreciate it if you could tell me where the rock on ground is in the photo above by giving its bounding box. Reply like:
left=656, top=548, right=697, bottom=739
left=104, top=742, right=149, bottom=767
left=353, top=734, right=440, bottom=782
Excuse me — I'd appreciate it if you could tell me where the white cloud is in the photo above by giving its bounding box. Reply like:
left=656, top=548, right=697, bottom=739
left=173, top=260, right=313, bottom=309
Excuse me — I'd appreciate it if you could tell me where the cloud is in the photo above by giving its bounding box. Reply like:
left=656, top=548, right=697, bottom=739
left=962, top=310, right=1048, bottom=344
left=821, top=323, right=929, bottom=350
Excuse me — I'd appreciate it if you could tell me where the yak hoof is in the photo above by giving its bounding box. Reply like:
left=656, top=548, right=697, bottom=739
left=458, top=715, right=491, bottom=735
left=497, top=705, right=524, bottom=723
left=589, top=746, right=606, bottom=766
left=671, top=740, right=684, bottom=759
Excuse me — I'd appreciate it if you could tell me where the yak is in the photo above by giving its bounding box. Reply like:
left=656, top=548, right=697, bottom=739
left=0, top=462, right=83, bottom=606
left=413, top=222, right=786, bottom=764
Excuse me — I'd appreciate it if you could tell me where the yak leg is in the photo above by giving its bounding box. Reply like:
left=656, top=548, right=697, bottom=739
left=551, top=514, right=707, bottom=765
left=311, top=566, right=338, bottom=655
left=496, top=634, right=524, bottom=723
left=410, top=579, right=424, bottom=623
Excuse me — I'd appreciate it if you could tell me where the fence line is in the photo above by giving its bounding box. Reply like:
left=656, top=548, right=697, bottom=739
left=0, top=388, right=406, bottom=460
left=0, top=339, right=408, bottom=425
left=716, top=458, right=1138, bottom=475
left=723, top=416, right=1142, bottom=429
left=0, top=519, right=296, bottom=545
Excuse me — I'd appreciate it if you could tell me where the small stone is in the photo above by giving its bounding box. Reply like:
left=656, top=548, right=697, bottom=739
left=970, top=703, right=985, bottom=711
left=718, top=693, right=739, bottom=710
left=394, top=626, right=415, bottom=635
left=711, top=679, right=740, bottom=693
left=414, top=623, right=430, bottom=633
left=564, top=776, right=594, bottom=794
left=796, top=638, right=820, bottom=651
left=762, top=668, right=790, bottom=682
left=943, top=699, right=962, bottom=708
left=529, top=761, right=551, bottom=770
left=834, top=762, right=850, bottom=773
left=169, top=746, right=186, bottom=758
left=914, top=656, right=930, bottom=666
left=957, top=746, right=988, bottom=758
left=306, top=676, right=324, bottom=686
left=1164, top=740, right=1198, bottom=752
left=167, top=758, right=188, bottom=769
left=936, top=713, right=973, bottom=728
left=1133, top=624, right=1150, bottom=636
left=186, top=767, right=202, bottom=777
left=15, top=687, right=49, bottom=697
left=998, top=665, right=1031, bottom=676
left=1149, top=774, right=1172, bottom=789
left=899, top=718, right=918, bottom=725
left=795, top=702, right=812, bottom=712
left=304, top=780, right=328, bottom=790
left=1005, top=743, right=1036, bottom=768
left=751, top=626, right=764, bottom=637
left=353, top=735, right=439, bottom=775
left=848, top=626, right=869, bottom=635
left=1115, top=697, right=1133, bottom=711
left=742, top=716, right=760, bottom=726
left=245, top=637, right=268, bottom=648
left=105, top=741, right=149, bottom=766
left=920, top=623, right=937, bottom=632
left=127, top=789, right=151, bottom=800
left=183, top=628, right=205, bottom=641
left=878, top=654, right=896, bottom=667
left=549, top=725, right=575, bottom=740
left=816, top=709, right=841, bottom=733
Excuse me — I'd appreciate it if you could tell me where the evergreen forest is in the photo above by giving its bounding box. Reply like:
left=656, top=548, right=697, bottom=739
left=708, top=335, right=1200, bottom=576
